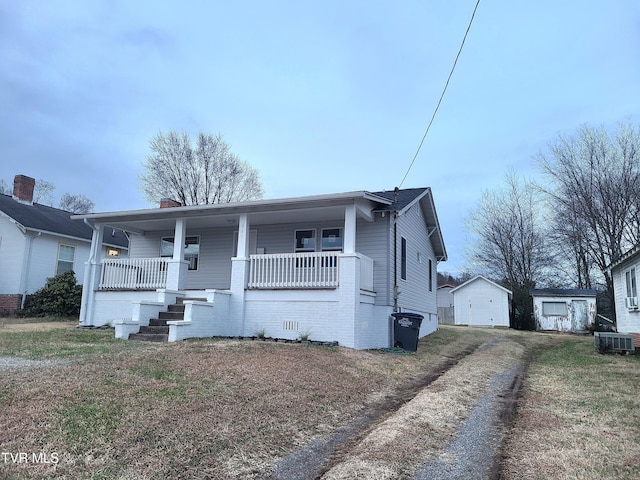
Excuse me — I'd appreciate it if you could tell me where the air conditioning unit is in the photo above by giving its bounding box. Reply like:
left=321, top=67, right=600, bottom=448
left=594, top=332, right=635, bottom=353
left=625, top=297, right=639, bottom=310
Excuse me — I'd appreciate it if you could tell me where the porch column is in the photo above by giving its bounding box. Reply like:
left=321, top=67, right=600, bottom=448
left=166, top=218, right=188, bottom=291
left=230, top=214, right=250, bottom=336
left=344, top=203, right=357, bottom=254
left=79, top=223, right=104, bottom=326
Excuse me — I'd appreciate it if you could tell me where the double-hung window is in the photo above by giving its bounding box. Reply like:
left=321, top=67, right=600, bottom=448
left=625, top=267, right=637, bottom=298
left=321, top=228, right=343, bottom=252
left=295, top=230, right=316, bottom=252
left=56, top=244, right=75, bottom=275
left=161, top=236, right=200, bottom=270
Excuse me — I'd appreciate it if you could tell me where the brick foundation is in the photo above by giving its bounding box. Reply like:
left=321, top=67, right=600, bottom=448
left=0, top=294, right=23, bottom=316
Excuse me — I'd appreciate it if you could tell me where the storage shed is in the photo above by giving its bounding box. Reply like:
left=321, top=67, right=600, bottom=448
left=529, top=289, right=597, bottom=332
left=451, top=276, right=512, bottom=327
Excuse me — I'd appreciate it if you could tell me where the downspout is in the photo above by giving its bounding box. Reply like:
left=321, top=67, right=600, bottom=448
left=20, top=230, right=41, bottom=308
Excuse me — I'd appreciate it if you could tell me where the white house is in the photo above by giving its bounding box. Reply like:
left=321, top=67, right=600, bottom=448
left=529, top=289, right=597, bottom=332
left=450, top=275, right=512, bottom=327
left=610, top=245, right=640, bottom=347
left=0, top=174, right=129, bottom=315
left=73, top=187, right=447, bottom=350
left=436, top=283, right=456, bottom=325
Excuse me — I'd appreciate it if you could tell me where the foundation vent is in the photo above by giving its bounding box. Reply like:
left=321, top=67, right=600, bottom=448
left=283, top=321, right=299, bottom=331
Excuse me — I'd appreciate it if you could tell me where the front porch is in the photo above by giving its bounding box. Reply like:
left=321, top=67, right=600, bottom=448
left=76, top=193, right=397, bottom=349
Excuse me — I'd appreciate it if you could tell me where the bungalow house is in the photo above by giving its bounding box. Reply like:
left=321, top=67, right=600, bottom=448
left=0, top=174, right=129, bottom=315
left=450, top=275, right=512, bottom=327
left=610, top=245, right=640, bottom=346
left=529, top=288, right=597, bottom=332
left=73, top=187, right=447, bottom=350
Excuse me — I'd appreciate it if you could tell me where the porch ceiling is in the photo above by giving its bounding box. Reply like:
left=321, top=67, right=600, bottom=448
left=75, top=202, right=367, bottom=234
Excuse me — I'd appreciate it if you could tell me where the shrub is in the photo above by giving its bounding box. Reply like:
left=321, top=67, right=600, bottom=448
left=19, top=271, right=83, bottom=318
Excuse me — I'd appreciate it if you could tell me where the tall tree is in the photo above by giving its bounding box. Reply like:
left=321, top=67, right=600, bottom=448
left=34, top=179, right=55, bottom=205
left=537, top=121, right=640, bottom=317
left=140, top=131, right=264, bottom=206
left=467, top=173, right=550, bottom=328
left=59, top=193, right=95, bottom=214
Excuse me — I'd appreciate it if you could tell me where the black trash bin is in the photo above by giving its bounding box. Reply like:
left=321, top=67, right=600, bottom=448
left=391, top=312, right=424, bottom=352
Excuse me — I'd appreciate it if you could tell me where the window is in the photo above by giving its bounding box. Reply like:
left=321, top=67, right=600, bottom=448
left=401, top=237, right=407, bottom=280
left=295, top=229, right=316, bottom=252
left=542, top=301, right=568, bottom=316
left=625, top=267, right=637, bottom=298
left=107, top=248, right=121, bottom=257
left=56, top=244, right=75, bottom=275
left=321, top=228, right=343, bottom=251
left=429, top=259, right=433, bottom=292
left=161, top=236, right=200, bottom=270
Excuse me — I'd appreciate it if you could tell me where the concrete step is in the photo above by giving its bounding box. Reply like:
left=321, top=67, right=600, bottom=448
left=177, top=297, right=207, bottom=304
left=149, top=318, right=169, bottom=327
left=128, top=333, right=169, bottom=342
left=159, top=311, right=184, bottom=320
left=168, top=304, right=185, bottom=313
left=140, top=325, right=169, bottom=335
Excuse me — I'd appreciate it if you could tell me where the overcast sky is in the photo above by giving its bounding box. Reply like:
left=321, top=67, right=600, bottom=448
left=1, top=1, right=639, bottom=274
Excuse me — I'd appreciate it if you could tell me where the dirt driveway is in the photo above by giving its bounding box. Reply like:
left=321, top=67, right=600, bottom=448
left=268, top=333, right=534, bottom=479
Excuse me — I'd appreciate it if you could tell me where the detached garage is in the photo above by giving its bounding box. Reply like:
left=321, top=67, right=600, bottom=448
left=451, top=275, right=512, bottom=327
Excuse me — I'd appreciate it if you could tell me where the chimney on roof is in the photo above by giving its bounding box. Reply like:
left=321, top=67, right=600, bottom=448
left=13, top=175, right=35, bottom=205
left=160, top=198, right=182, bottom=208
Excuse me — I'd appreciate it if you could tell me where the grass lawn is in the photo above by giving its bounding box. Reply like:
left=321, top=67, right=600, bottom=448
left=0, top=323, right=638, bottom=479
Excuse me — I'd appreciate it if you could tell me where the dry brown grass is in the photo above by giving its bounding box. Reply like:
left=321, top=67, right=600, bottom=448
left=0, top=325, right=493, bottom=479
left=501, top=338, right=640, bottom=480
left=2, top=324, right=637, bottom=480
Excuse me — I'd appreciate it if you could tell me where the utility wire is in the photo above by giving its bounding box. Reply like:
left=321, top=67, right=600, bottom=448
left=399, top=0, right=481, bottom=188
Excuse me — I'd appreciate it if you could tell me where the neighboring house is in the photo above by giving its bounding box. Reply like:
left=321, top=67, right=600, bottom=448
left=437, top=283, right=456, bottom=325
left=529, top=289, right=597, bottom=332
left=450, top=276, right=512, bottom=327
left=73, top=187, right=447, bottom=350
left=0, top=174, right=129, bottom=315
left=610, top=245, right=640, bottom=346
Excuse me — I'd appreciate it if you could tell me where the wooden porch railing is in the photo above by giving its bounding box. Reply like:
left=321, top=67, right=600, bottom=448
left=99, top=257, right=169, bottom=290
left=249, top=252, right=340, bottom=289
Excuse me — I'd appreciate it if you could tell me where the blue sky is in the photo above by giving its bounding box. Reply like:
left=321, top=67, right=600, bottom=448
left=1, top=1, right=638, bottom=274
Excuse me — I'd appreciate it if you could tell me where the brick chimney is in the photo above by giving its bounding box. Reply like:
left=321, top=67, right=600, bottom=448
left=13, top=174, right=35, bottom=204
left=160, top=198, right=182, bottom=208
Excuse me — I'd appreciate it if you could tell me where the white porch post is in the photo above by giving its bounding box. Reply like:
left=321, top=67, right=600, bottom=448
left=230, top=214, right=250, bottom=336
left=166, top=218, right=188, bottom=291
left=79, top=223, right=104, bottom=326
left=344, top=203, right=357, bottom=254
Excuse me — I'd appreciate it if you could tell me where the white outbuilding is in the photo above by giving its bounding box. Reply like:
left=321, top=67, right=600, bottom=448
left=451, top=275, right=512, bottom=327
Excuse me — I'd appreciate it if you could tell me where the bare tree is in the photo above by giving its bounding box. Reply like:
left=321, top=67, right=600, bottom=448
left=140, top=131, right=263, bottom=206
left=0, top=179, right=9, bottom=195
left=537, top=121, right=640, bottom=317
left=466, top=172, right=550, bottom=328
left=34, top=179, right=55, bottom=205
left=59, top=193, right=95, bottom=214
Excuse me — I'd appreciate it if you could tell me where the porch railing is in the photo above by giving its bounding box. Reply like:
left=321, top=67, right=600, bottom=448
left=99, top=257, right=169, bottom=290
left=249, top=252, right=340, bottom=289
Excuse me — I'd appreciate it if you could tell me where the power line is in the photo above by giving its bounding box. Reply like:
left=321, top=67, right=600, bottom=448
left=399, top=0, right=481, bottom=188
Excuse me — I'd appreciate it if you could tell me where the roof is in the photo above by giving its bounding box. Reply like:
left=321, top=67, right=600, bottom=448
left=0, top=193, right=128, bottom=247
left=450, top=275, right=512, bottom=295
left=529, top=288, right=597, bottom=297
left=609, top=244, right=640, bottom=271
left=73, top=187, right=447, bottom=260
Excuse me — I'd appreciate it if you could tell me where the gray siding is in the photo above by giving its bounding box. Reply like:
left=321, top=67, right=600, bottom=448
left=393, top=203, right=437, bottom=315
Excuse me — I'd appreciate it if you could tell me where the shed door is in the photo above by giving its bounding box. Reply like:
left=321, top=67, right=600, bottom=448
left=572, top=300, right=588, bottom=331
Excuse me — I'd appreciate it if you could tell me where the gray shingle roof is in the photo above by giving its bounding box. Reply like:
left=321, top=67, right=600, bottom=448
left=0, top=194, right=128, bottom=247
